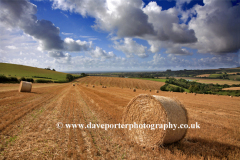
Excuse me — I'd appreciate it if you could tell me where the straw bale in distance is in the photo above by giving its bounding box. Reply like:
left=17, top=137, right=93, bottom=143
left=19, top=81, right=32, bottom=92
left=155, top=90, right=159, bottom=93
left=73, top=84, right=75, bottom=86
left=92, top=85, right=95, bottom=88
left=133, top=88, right=136, bottom=92
left=122, top=94, right=188, bottom=147
left=149, top=89, right=151, bottom=92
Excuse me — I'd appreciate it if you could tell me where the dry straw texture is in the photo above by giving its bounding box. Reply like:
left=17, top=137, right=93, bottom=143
left=122, top=94, right=188, bottom=147
left=19, top=81, right=32, bottom=92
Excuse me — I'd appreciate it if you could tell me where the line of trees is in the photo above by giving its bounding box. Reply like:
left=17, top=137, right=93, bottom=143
left=161, top=78, right=240, bottom=96
left=66, top=73, right=88, bottom=82
left=0, top=72, right=88, bottom=83
left=0, top=75, right=34, bottom=83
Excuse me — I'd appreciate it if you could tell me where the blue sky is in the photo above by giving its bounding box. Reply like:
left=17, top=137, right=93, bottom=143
left=0, top=0, right=239, bottom=71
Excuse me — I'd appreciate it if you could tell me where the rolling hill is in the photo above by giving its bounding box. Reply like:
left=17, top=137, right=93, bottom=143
left=0, top=63, right=68, bottom=81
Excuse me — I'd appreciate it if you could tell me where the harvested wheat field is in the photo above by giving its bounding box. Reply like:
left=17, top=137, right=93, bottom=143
left=222, top=87, right=240, bottom=90
left=0, top=77, right=240, bottom=159
left=75, top=76, right=165, bottom=90
left=196, top=74, right=211, bottom=77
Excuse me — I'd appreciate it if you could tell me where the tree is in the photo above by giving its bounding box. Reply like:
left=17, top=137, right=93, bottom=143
left=20, top=77, right=26, bottom=81
left=81, top=73, right=87, bottom=77
left=189, top=85, right=193, bottom=93
left=160, top=84, right=167, bottom=91
left=52, top=69, right=56, bottom=71
left=66, top=74, right=74, bottom=82
left=193, top=85, right=199, bottom=93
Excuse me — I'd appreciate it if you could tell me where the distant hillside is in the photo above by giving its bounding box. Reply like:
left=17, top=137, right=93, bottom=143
left=0, top=63, right=68, bottom=81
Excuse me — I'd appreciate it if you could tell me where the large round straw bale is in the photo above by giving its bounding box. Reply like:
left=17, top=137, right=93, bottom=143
left=86, top=85, right=88, bottom=87
left=155, top=90, right=159, bottom=93
left=73, top=84, right=75, bottom=86
left=194, top=93, right=196, bottom=95
left=133, top=88, right=136, bottom=92
left=122, top=94, right=188, bottom=147
left=149, top=89, right=151, bottom=92
left=184, top=92, right=187, bottom=94
left=19, top=81, right=32, bottom=92
left=92, top=85, right=95, bottom=88
left=230, top=96, right=233, bottom=98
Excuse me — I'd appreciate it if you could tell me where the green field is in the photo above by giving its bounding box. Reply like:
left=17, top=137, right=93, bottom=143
left=228, top=75, right=240, bottom=80
left=209, top=74, right=223, bottom=78
left=0, top=63, right=68, bottom=82
left=131, top=78, right=166, bottom=82
left=168, top=84, right=189, bottom=92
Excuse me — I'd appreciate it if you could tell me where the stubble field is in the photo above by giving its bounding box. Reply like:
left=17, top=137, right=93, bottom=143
left=0, top=76, right=239, bottom=159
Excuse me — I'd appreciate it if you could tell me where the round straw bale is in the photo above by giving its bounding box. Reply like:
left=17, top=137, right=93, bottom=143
left=185, top=92, right=187, bottom=94
left=230, top=96, right=233, bottom=98
left=133, top=88, right=136, bottom=92
left=86, top=85, right=88, bottom=87
left=149, top=89, right=151, bottom=92
left=194, top=93, right=196, bottom=95
left=155, top=90, right=159, bottom=93
left=102, top=85, right=104, bottom=88
left=92, top=85, right=95, bottom=88
left=73, top=84, right=75, bottom=86
left=19, top=81, right=32, bottom=92
left=122, top=94, right=188, bottom=147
